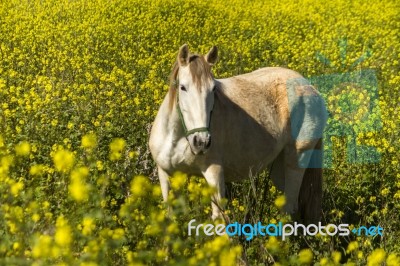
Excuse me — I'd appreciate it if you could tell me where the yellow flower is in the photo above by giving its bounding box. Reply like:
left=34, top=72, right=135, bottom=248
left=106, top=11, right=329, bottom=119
left=53, top=149, right=75, bottom=173
left=319, top=257, right=329, bottom=265
left=369, top=196, right=376, bottom=202
left=219, top=245, right=242, bottom=266
left=364, top=239, right=372, bottom=247
left=167, top=223, right=179, bottom=234
left=357, top=251, right=363, bottom=259
left=112, top=228, right=125, bottom=240
left=10, top=181, right=24, bottom=196
left=298, top=248, right=313, bottom=264
left=32, top=213, right=40, bottom=222
left=29, top=164, right=45, bottom=176
left=109, top=138, right=126, bottom=161
left=152, top=185, right=161, bottom=197
left=367, top=248, right=386, bottom=266
left=110, top=138, right=126, bottom=152
left=55, top=216, right=72, bottom=247
left=15, top=141, right=30, bottom=156
left=1, top=155, right=13, bottom=172
left=171, top=172, right=186, bottom=190
left=7, top=221, right=17, bottom=234
left=54, top=226, right=72, bottom=246
left=274, top=195, right=286, bottom=208
left=71, top=166, right=89, bottom=181
left=387, top=253, right=400, bottom=266
left=232, top=198, right=239, bottom=208
left=381, top=188, right=390, bottom=197
left=69, top=180, right=89, bottom=202
left=32, top=235, right=53, bottom=258
left=96, top=160, right=104, bottom=171
left=13, top=242, right=20, bottom=251
left=156, top=249, right=167, bottom=261
left=69, top=167, right=90, bottom=202
left=332, top=251, right=341, bottom=263
left=130, top=175, right=150, bottom=197
left=347, top=241, right=359, bottom=253
left=265, top=236, right=279, bottom=253
left=42, top=201, right=50, bottom=209
left=82, top=133, right=97, bottom=150
left=81, top=217, right=96, bottom=236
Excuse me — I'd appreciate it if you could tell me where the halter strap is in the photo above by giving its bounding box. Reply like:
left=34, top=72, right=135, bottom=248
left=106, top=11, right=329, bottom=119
left=174, top=79, right=213, bottom=137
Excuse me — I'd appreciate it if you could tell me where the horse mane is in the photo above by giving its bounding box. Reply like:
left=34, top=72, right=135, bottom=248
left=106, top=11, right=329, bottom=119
left=168, top=61, right=179, bottom=111
left=168, top=54, right=213, bottom=111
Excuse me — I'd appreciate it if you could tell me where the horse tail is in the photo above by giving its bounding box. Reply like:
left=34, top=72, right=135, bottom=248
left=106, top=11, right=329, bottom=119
left=298, top=138, right=323, bottom=224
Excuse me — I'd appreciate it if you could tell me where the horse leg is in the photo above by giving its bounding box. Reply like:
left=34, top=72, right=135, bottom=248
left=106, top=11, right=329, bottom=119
left=283, top=166, right=305, bottom=218
left=297, top=139, right=323, bottom=224
left=202, top=164, right=226, bottom=221
left=283, top=142, right=310, bottom=218
left=158, top=166, right=171, bottom=215
left=271, top=149, right=286, bottom=192
left=284, top=140, right=321, bottom=223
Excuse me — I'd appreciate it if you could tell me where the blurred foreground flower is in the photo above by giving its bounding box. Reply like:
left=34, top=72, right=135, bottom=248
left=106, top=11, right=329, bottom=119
left=53, top=149, right=75, bottom=173
left=274, top=195, right=286, bottom=208
left=55, top=216, right=72, bottom=247
left=81, top=133, right=97, bottom=150
left=109, top=138, right=126, bottom=161
left=15, top=141, right=31, bottom=156
left=367, top=248, right=386, bottom=266
left=69, top=167, right=90, bottom=201
left=298, top=249, right=313, bottom=264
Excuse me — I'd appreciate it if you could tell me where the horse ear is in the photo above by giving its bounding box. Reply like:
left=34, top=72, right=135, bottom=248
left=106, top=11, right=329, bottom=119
left=178, top=44, right=189, bottom=66
left=205, top=46, right=218, bottom=66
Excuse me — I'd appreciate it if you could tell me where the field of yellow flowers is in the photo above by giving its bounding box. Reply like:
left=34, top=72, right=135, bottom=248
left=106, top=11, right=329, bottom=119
left=0, top=0, right=399, bottom=265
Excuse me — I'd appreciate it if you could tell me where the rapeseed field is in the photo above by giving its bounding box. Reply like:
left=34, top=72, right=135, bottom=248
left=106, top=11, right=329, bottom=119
left=0, top=0, right=399, bottom=264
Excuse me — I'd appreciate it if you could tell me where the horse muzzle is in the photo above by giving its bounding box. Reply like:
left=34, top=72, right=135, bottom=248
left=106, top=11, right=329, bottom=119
left=187, top=131, right=211, bottom=155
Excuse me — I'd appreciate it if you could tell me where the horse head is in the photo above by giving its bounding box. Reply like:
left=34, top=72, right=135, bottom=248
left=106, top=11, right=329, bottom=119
left=171, top=44, right=218, bottom=155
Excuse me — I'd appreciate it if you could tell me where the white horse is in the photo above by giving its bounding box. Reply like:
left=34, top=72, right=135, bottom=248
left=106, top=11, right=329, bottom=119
left=149, top=44, right=327, bottom=223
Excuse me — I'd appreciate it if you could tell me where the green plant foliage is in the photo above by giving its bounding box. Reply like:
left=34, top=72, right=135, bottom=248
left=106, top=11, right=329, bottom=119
left=0, top=0, right=399, bottom=265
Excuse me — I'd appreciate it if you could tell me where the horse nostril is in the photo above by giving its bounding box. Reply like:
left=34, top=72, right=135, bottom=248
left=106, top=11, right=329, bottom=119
left=198, top=138, right=204, bottom=147
left=193, top=135, right=199, bottom=147
left=191, top=133, right=211, bottom=151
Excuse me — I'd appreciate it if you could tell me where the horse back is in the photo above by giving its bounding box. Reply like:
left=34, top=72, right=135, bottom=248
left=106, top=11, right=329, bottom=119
left=210, top=67, right=322, bottom=180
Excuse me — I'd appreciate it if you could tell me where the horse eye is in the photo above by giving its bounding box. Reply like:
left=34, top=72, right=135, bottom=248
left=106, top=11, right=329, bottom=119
left=180, top=85, right=187, bottom=91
